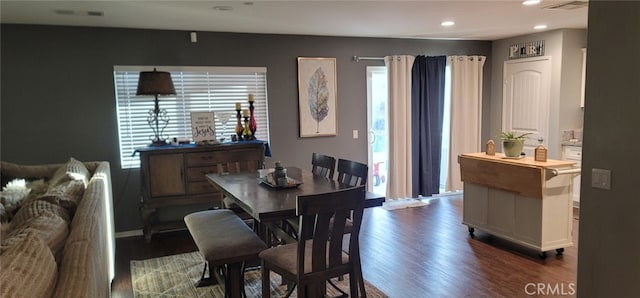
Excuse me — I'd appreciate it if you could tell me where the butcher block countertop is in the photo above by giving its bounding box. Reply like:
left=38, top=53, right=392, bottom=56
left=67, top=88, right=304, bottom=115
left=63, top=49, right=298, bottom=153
left=458, top=152, right=576, bottom=199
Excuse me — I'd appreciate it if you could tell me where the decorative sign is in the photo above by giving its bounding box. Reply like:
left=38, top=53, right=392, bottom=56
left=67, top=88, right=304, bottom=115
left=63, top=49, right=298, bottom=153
left=534, top=144, right=548, bottom=162
left=191, top=112, right=216, bottom=143
left=508, top=40, right=545, bottom=59
left=486, top=140, right=496, bottom=156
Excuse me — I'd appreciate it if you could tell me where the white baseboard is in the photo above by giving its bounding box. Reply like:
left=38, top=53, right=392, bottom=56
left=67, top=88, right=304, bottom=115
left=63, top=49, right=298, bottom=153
left=115, top=229, right=143, bottom=239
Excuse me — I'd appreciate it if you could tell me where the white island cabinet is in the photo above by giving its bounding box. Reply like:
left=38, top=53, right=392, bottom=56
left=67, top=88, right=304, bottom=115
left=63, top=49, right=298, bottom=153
left=458, top=153, right=577, bottom=258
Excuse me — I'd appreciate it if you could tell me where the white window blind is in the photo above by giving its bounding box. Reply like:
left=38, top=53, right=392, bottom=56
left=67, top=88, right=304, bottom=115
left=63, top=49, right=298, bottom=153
left=113, top=65, right=270, bottom=169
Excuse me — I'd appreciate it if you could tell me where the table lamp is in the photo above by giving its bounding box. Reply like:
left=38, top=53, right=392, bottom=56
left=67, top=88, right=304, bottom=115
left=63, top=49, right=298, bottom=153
left=136, top=68, right=176, bottom=146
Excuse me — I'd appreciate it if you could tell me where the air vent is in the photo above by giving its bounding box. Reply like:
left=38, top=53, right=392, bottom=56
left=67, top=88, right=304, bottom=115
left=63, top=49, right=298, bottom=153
left=53, top=9, right=104, bottom=17
left=544, top=1, right=588, bottom=10
left=87, top=11, right=104, bottom=17
left=53, top=9, right=75, bottom=15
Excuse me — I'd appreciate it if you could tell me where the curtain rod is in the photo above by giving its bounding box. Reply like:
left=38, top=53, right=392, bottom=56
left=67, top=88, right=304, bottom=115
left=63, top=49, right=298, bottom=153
left=353, top=56, right=385, bottom=62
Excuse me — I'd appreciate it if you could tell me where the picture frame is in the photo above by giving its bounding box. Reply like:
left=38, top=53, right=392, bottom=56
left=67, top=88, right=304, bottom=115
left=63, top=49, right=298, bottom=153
left=297, top=57, right=337, bottom=137
left=190, top=111, right=216, bottom=143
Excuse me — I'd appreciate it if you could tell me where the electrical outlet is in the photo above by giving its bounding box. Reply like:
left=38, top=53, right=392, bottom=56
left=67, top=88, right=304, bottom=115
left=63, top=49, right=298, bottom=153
left=352, top=130, right=358, bottom=139
left=591, top=168, right=611, bottom=190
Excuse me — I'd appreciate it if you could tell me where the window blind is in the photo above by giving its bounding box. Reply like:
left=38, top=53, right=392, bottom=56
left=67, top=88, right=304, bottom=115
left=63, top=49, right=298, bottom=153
left=114, top=65, right=270, bottom=169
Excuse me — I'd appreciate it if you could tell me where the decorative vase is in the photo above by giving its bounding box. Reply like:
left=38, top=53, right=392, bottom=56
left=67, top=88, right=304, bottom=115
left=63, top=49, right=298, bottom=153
left=243, top=115, right=252, bottom=141
left=248, top=101, right=257, bottom=140
left=274, top=161, right=287, bottom=186
left=235, top=108, right=243, bottom=141
left=503, top=140, right=524, bottom=157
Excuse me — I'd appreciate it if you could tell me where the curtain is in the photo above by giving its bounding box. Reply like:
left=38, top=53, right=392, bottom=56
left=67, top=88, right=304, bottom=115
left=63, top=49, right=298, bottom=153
left=385, top=55, right=415, bottom=200
left=411, top=56, right=447, bottom=197
left=446, top=56, right=486, bottom=192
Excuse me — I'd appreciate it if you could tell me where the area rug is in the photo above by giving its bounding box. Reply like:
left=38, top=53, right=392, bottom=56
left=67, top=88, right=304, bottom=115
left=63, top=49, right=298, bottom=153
left=381, top=198, right=429, bottom=210
left=131, top=251, right=388, bottom=298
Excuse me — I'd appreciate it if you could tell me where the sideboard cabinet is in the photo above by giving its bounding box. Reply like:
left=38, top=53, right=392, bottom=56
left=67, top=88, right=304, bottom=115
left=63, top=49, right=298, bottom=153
left=137, top=142, right=265, bottom=242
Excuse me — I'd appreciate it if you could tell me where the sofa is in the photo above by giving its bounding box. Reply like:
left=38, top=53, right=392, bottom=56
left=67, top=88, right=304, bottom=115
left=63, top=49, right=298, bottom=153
left=0, top=158, right=114, bottom=298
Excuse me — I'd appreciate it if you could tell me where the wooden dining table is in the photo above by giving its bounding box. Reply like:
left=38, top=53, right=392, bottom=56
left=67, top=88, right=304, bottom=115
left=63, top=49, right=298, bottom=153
left=205, top=166, right=384, bottom=244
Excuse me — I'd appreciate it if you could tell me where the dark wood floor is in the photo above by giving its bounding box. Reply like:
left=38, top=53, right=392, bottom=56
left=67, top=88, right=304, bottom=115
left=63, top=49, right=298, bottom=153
left=111, top=195, right=578, bottom=297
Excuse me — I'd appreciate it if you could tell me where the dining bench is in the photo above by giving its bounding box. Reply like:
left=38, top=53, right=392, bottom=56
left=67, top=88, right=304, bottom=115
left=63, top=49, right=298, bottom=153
left=184, top=209, right=267, bottom=298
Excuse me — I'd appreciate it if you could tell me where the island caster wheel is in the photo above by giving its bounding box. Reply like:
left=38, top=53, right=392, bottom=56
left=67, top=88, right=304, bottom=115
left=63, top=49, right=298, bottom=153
left=538, top=252, right=548, bottom=259
left=556, top=248, right=565, bottom=255
left=468, top=227, right=475, bottom=238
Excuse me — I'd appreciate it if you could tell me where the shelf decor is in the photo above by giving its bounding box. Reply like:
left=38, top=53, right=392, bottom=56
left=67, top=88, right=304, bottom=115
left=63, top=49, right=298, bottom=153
left=248, top=94, right=257, bottom=139
left=297, top=57, right=337, bottom=137
left=136, top=68, right=176, bottom=146
left=235, top=103, right=244, bottom=141
left=190, top=112, right=216, bottom=144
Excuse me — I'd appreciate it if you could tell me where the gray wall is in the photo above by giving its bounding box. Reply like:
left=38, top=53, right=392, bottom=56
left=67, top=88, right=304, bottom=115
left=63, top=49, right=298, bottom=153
left=577, top=1, right=640, bottom=296
left=490, top=29, right=586, bottom=159
left=1, top=24, right=491, bottom=232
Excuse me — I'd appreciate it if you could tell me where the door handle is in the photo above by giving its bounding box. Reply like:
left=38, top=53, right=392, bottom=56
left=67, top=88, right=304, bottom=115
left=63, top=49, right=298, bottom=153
left=369, top=130, right=376, bottom=144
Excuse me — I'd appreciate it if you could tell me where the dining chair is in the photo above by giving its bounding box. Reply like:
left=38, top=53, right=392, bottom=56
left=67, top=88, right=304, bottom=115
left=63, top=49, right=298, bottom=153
left=282, top=153, right=336, bottom=238
left=259, top=186, right=367, bottom=298
left=285, top=158, right=368, bottom=240
left=336, top=158, right=368, bottom=187
left=219, top=153, right=263, bottom=224
left=311, top=152, right=336, bottom=179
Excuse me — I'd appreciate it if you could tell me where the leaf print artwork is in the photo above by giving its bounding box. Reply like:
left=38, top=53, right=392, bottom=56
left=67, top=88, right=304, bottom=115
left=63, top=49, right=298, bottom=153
left=307, top=67, right=330, bottom=133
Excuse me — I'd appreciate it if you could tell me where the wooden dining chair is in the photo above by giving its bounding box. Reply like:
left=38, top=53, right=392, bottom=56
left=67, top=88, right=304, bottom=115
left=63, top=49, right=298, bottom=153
left=311, top=152, right=336, bottom=179
left=285, top=158, right=368, bottom=240
left=218, top=150, right=264, bottom=223
left=282, top=153, right=336, bottom=238
left=259, top=186, right=367, bottom=298
left=336, top=158, right=368, bottom=187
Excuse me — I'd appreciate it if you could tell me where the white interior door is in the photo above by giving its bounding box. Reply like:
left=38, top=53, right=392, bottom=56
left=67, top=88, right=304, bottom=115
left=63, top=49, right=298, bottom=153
left=503, top=57, right=551, bottom=156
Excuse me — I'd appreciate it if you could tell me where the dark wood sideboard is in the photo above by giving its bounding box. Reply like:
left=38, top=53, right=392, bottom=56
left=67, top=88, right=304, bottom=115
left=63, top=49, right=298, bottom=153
left=137, top=142, right=265, bottom=242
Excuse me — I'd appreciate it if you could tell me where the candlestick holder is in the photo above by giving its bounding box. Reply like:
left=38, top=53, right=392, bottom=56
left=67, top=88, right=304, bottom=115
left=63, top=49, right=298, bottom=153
left=248, top=100, right=257, bottom=140
left=235, top=108, right=244, bottom=141
left=243, top=116, right=252, bottom=141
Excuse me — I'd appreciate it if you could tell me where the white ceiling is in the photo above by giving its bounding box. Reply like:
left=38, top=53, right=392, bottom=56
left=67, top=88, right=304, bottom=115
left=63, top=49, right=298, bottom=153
left=0, top=1, right=588, bottom=40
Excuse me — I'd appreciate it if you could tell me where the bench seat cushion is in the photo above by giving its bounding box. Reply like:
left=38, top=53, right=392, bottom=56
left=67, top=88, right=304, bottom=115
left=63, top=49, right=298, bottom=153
left=184, top=209, right=266, bottom=266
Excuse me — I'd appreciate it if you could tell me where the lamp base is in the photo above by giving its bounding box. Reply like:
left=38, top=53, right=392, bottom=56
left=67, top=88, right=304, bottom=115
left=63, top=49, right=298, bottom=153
left=149, top=139, right=167, bottom=146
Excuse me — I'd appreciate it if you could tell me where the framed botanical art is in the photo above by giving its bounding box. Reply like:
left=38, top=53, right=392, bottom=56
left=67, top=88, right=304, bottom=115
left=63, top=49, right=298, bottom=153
left=297, top=57, right=337, bottom=137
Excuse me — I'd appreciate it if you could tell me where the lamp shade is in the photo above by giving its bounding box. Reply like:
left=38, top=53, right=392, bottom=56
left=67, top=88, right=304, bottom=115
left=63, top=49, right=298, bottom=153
left=136, top=68, right=176, bottom=96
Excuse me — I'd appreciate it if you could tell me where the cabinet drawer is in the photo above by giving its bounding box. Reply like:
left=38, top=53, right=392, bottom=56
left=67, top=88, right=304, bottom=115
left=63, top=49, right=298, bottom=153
left=187, top=181, right=217, bottom=194
left=186, top=152, right=221, bottom=166
left=186, top=166, right=219, bottom=181
left=562, top=146, right=582, bottom=161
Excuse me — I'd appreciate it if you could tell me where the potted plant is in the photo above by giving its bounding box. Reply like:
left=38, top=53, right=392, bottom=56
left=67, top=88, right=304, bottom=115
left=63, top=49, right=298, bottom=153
left=500, top=131, right=532, bottom=157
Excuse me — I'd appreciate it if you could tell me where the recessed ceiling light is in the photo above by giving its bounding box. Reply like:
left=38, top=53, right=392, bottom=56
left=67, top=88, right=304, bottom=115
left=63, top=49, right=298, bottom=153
left=534, top=24, right=548, bottom=30
left=213, top=6, right=233, bottom=11
left=441, top=21, right=455, bottom=27
left=523, top=0, right=541, bottom=5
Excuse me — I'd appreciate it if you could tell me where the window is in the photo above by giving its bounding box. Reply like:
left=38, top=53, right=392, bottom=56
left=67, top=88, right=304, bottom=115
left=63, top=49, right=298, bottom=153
left=113, top=66, right=270, bottom=169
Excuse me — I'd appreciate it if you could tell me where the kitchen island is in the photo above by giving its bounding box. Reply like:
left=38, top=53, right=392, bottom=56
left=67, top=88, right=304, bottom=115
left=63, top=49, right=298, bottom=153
left=458, top=152, right=578, bottom=258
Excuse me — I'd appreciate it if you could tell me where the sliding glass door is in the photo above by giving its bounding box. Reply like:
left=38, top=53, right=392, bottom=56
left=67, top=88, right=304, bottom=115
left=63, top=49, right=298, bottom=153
left=366, top=66, right=388, bottom=195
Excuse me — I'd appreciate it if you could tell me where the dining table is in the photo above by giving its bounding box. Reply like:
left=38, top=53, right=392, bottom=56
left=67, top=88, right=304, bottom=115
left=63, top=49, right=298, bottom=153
left=205, top=166, right=384, bottom=244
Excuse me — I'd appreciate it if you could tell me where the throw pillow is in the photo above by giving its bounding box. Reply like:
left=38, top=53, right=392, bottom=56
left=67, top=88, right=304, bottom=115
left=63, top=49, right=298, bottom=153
left=1, top=210, right=69, bottom=258
left=38, top=179, right=85, bottom=215
left=0, top=179, right=31, bottom=215
left=48, top=157, right=91, bottom=188
left=12, top=199, right=70, bottom=228
left=0, top=230, right=58, bottom=298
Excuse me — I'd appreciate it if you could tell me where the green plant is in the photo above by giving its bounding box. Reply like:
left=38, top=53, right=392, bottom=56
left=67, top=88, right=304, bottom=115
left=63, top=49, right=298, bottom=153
left=500, top=131, right=533, bottom=141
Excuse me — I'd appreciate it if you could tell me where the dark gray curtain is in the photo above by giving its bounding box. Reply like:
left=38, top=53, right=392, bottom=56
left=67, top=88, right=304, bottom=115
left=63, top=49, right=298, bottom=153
left=411, top=55, right=446, bottom=196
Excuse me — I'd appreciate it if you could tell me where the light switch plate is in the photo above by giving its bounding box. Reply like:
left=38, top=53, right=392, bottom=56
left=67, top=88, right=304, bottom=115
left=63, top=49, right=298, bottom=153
left=352, top=130, right=358, bottom=139
left=591, top=168, right=611, bottom=190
